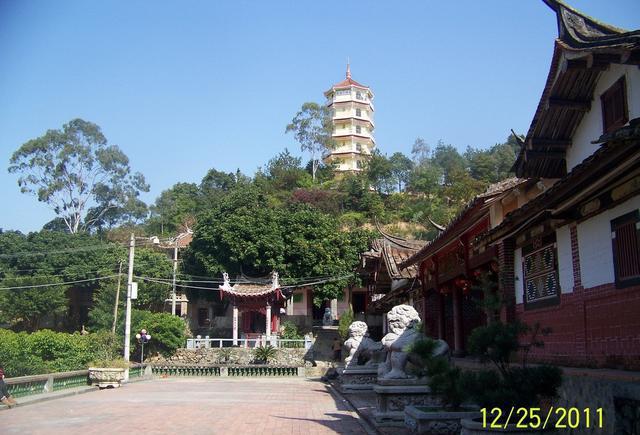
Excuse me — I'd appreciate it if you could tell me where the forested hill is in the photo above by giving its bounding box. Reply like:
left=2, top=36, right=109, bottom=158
left=147, top=134, right=520, bottom=242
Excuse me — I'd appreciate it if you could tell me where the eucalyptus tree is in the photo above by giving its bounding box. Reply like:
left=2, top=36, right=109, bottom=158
left=8, top=119, right=149, bottom=233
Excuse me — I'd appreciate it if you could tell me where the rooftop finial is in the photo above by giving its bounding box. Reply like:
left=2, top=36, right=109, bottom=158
left=346, top=57, right=351, bottom=79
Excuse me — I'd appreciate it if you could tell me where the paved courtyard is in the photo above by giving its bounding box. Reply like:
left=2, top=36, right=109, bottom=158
left=2, top=378, right=370, bottom=435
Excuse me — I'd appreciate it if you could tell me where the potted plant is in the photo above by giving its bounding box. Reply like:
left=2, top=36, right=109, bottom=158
left=253, top=345, right=277, bottom=365
left=404, top=339, right=481, bottom=435
left=87, top=332, right=128, bottom=389
left=459, top=321, right=562, bottom=434
left=88, top=358, right=129, bottom=389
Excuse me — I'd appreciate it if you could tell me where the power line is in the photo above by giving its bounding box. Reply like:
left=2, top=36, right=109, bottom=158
left=0, top=274, right=120, bottom=290
left=0, top=268, right=121, bottom=281
left=0, top=244, right=120, bottom=259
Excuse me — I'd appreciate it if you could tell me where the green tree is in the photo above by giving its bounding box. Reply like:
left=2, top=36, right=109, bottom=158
left=264, top=148, right=312, bottom=191
left=184, top=186, right=374, bottom=304
left=147, top=182, right=201, bottom=236
left=432, top=141, right=466, bottom=185
left=8, top=119, right=149, bottom=233
left=365, top=150, right=394, bottom=194
left=410, top=137, right=431, bottom=164
left=388, top=152, right=414, bottom=192
left=285, top=102, right=334, bottom=182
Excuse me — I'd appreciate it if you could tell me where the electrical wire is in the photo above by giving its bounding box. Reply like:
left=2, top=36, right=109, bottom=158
left=0, top=244, right=119, bottom=259
left=0, top=274, right=120, bottom=290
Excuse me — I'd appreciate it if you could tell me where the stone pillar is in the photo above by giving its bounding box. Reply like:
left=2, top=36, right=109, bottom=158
left=232, top=305, right=238, bottom=346
left=382, top=312, right=388, bottom=335
left=330, top=298, right=338, bottom=320
left=266, top=303, right=271, bottom=341
left=452, top=287, right=464, bottom=357
left=286, top=295, right=294, bottom=315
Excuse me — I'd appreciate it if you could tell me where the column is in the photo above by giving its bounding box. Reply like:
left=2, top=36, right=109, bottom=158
left=330, top=298, right=338, bottom=320
left=382, top=313, right=388, bottom=335
left=265, top=303, right=271, bottom=341
left=498, top=239, right=516, bottom=323
left=438, top=293, right=446, bottom=340
left=232, top=305, right=238, bottom=346
left=452, top=287, right=464, bottom=357
left=286, top=295, right=294, bottom=315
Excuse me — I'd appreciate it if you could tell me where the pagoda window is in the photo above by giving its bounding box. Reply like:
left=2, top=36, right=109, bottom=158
left=522, top=233, right=560, bottom=309
left=356, top=91, right=363, bottom=100
left=356, top=143, right=362, bottom=152
left=356, top=125, right=362, bottom=134
left=611, top=210, right=640, bottom=288
left=601, top=76, right=628, bottom=134
left=356, top=108, right=362, bottom=117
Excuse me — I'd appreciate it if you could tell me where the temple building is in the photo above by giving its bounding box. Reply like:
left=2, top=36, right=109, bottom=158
left=324, top=63, right=375, bottom=173
left=218, top=272, right=285, bottom=345
left=477, top=0, right=640, bottom=369
left=399, top=178, right=548, bottom=355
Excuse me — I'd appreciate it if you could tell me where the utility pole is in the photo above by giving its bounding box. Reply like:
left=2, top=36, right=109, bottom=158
left=123, top=233, right=135, bottom=381
left=111, top=261, right=123, bottom=334
left=171, top=240, right=178, bottom=315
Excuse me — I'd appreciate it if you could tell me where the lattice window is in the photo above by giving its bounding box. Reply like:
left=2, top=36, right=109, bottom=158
left=523, top=235, right=559, bottom=306
left=611, top=210, right=640, bottom=288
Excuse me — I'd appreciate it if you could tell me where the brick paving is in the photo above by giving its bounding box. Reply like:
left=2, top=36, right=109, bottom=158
left=2, top=378, right=370, bottom=435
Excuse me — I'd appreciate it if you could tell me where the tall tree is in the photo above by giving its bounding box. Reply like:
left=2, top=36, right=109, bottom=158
left=285, top=102, right=333, bottom=182
left=365, top=150, right=394, bottom=194
left=8, top=119, right=149, bottom=233
left=389, top=152, right=413, bottom=192
left=411, top=137, right=431, bottom=164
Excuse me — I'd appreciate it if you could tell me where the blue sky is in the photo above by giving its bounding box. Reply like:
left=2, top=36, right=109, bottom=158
left=1, top=0, right=639, bottom=233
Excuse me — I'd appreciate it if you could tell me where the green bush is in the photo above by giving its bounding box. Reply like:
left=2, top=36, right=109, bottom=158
left=464, top=321, right=562, bottom=411
left=280, top=320, right=302, bottom=340
left=130, top=310, right=187, bottom=358
left=0, top=329, right=120, bottom=377
left=337, top=309, right=354, bottom=341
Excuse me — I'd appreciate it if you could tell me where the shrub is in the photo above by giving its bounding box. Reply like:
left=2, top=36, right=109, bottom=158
left=253, top=345, right=277, bottom=364
left=464, top=321, right=562, bottom=412
left=131, top=310, right=187, bottom=358
left=337, top=309, right=354, bottom=341
left=0, top=329, right=121, bottom=377
left=280, top=320, right=302, bottom=340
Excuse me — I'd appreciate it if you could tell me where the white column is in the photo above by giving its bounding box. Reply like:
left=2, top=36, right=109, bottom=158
left=286, top=295, right=294, bottom=315
left=232, top=305, right=238, bottom=346
left=266, top=303, right=271, bottom=341
left=330, top=298, right=338, bottom=320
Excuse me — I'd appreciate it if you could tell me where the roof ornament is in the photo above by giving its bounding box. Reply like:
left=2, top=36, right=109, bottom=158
left=346, top=57, right=351, bottom=79
left=222, top=272, right=230, bottom=288
left=427, top=217, right=446, bottom=232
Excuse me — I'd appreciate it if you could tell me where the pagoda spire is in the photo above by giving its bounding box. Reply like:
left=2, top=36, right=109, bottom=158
left=346, top=58, right=351, bottom=79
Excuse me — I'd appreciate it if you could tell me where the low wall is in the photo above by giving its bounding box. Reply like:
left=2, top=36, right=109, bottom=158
left=150, top=347, right=310, bottom=367
left=454, top=358, right=640, bottom=434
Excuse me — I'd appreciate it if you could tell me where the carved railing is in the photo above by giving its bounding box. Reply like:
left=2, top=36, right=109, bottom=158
left=151, top=365, right=303, bottom=377
left=5, top=370, right=89, bottom=398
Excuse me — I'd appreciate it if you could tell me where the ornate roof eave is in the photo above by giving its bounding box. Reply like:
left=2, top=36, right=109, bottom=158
left=482, top=121, right=640, bottom=247
left=218, top=271, right=281, bottom=298
left=514, top=1, right=640, bottom=179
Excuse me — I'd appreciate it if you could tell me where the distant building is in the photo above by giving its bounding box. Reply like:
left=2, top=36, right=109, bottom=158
left=324, top=63, right=375, bottom=173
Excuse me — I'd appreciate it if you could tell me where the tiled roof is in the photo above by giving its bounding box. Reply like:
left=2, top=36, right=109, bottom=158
left=482, top=119, right=640, bottom=245
left=399, top=178, right=529, bottom=269
left=219, top=272, right=280, bottom=298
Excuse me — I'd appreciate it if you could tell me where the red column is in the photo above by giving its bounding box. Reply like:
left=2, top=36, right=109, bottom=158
left=452, top=287, right=465, bottom=356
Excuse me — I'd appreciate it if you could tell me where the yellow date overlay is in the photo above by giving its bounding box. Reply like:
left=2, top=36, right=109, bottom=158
left=481, top=407, right=604, bottom=430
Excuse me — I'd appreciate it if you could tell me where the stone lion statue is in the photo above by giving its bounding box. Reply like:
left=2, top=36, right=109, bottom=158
left=378, top=304, right=448, bottom=379
left=343, top=321, right=383, bottom=367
